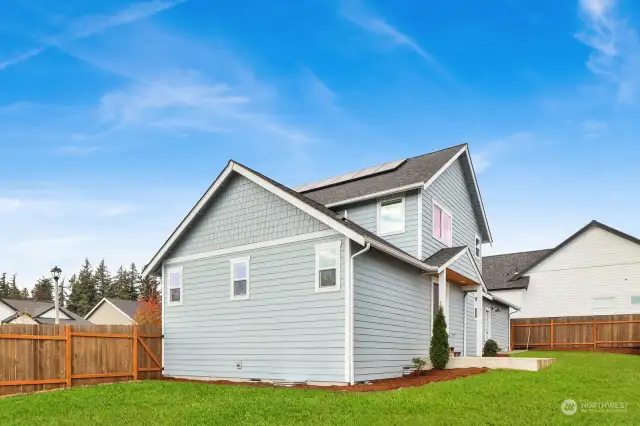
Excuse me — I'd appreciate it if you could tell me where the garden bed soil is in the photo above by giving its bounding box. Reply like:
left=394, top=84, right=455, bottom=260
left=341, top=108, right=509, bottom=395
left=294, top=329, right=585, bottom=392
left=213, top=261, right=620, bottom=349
left=162, top=367, right=488, bottom=392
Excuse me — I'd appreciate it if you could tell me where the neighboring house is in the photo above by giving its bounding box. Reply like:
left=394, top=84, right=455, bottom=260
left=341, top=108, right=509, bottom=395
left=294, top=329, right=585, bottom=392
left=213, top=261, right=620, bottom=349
left=85, top=298, right=138, bottom=325
left=0, top=298, right=90, bottom=325
left=142, top=143, right=516, bottom=385
left=485, top=220, right=640, bottom=319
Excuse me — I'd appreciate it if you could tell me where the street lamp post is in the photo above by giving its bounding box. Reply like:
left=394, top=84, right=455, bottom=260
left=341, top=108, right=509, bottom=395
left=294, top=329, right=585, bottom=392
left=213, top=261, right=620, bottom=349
left=50, top=266, right=62, bottom=325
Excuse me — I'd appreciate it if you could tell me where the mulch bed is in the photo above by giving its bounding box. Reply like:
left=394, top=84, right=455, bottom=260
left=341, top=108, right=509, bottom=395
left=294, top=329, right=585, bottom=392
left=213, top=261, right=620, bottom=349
left=162, top=368, right=488, bottom=392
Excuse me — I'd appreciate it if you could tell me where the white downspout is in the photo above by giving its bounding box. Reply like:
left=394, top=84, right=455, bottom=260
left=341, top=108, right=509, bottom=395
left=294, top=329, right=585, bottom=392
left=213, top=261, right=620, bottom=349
left=349, top=242, right=371, bottom=385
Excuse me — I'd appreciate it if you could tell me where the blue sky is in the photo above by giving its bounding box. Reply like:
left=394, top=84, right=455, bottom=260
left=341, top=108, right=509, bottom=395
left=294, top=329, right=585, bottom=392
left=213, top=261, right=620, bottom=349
left=1, top=0, right=639, bottom=288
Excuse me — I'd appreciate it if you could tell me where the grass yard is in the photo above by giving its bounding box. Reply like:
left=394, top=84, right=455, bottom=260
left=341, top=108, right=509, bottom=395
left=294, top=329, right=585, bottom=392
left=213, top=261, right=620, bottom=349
left=1, top=351, right=638, bottom=425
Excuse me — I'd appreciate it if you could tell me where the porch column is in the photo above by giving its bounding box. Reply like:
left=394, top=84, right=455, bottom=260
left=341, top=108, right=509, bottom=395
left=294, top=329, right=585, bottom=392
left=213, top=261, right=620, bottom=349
left=476, top=287, right=483, bottom=356
left=438, top=270, right=448, bottom=326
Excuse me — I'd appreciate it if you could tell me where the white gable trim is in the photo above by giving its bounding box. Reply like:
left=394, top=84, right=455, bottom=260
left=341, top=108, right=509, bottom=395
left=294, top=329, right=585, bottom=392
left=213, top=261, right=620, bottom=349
left=85, top=298, right=135, bottom=321
left=436, top=247, right=467, bottom=273
left=324, top=182, right=424, bottom=208
left=142, top=161, right=366, bottom=278
left=423, top=145, right=493, bottom=244
left=439, top=247, right=488, bottom=292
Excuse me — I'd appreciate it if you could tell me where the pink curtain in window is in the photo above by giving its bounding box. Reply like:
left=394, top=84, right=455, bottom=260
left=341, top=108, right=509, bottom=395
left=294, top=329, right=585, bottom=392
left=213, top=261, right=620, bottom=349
left=442, top=212, right=452, bottom=245
left=433, top=205, right=442, bottom=238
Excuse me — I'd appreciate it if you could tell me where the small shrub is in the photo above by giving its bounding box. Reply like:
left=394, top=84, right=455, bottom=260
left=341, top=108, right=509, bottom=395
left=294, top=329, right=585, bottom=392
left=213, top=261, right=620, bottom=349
left=483, top=339, right=501, bottom=357
left=430, top=305, right=450, bottom=369
left=412, top=357, right=427, bottom=375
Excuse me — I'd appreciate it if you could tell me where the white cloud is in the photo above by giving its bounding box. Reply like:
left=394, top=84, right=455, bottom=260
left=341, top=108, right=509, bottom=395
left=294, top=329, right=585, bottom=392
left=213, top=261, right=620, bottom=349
left=339, top=0, right=451, bottom=79
left=0, top=198, right=23, bottom=213
left=473, top=132, right=534, bottom=173
left=581, top=119, right=608, bottom=137
left=0, top=0, right=186, bottom=71
left=577, top=0, right=640, bottom=104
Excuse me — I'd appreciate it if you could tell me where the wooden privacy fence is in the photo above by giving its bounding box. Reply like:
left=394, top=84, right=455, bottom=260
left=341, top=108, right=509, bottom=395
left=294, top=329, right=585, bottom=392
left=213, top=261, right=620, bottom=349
left=0, top=324, right=162, bottom=397
left=511, top=314, right=640, bottom=350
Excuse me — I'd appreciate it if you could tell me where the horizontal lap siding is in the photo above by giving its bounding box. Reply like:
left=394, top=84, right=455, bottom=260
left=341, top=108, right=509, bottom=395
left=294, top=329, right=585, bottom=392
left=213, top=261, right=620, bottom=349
left=423, top=158, right=482, bottom=276
left=353, top=248, right=430, bottom=382
left=487, top=300, right=509, bottom=350
left=164, top=235, right=345, bottom=383
left=448, top=284, right=464, bottom=354
left=465, top=294, right=478, bottom=356
left=449, top=253, right=481, bottom=283
left=344, top=190, right=420, bottom=257
left=171, top=173, right=329, bottom=257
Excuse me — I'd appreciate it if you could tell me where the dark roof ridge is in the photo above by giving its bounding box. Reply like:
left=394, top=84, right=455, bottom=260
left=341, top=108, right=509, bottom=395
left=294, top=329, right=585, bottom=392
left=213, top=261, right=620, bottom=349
left=483, top=248, right=552, bottom=259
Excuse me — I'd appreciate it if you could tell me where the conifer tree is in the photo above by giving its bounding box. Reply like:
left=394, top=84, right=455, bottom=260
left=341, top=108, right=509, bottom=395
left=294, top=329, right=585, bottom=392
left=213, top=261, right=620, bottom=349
left=0, top=273, right=8, bottom=298
left=8, top=274, right=21, bottom=299
left=31, top=277, right=54, bottom=301
left=111, top=266, right=128, bottom=300
left=57, top=276, right=67, bottom=307
left=124, top=262, right=140, bottom=301
left=19, top=288, right=29, bottom=300
left=66, top=274, right=80, bottom=313
left=139, top=274, right=160, bottom=301
left=67, top=259, right=97, bottom=316
left=94, top=259, right=112, bottom=300
left=430, top=305, right=450, bottom=369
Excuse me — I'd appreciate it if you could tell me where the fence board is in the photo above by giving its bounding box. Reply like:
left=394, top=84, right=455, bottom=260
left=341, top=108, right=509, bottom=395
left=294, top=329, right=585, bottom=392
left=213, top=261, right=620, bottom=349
left=0, top=324, right=162, bottom=397
left=511, top=314, right=640, bottom=350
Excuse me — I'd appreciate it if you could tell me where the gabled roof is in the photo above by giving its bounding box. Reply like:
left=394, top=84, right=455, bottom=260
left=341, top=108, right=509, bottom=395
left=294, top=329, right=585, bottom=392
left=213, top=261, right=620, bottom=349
left=511, top=220, right=640, bottom=281
left=424, top=246, right=467, bottom=269
left=482, top=250, right=551, bottom=291
left=0, top=298, right=90, bottom=324
left=85, top=298, right=138, bottom=321
left=142, top=161, right=438, bottom=278
left=299, top=144, right=492, bottom=243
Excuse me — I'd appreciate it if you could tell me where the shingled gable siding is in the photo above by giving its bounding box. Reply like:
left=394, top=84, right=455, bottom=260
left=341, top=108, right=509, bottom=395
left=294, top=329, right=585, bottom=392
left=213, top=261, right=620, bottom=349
left=342, top=189, right=420, bottom=257
left=422, top=158, right=483, bottom=277
left=352, top=246, right=430, bottom=382
left=162, top=174, right=346, bottom=383
left=170, top=173, right=330, bottom=258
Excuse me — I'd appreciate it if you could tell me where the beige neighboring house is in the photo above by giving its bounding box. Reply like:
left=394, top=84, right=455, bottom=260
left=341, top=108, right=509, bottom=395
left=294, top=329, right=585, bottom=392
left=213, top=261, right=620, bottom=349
left=85, top=298, right=139, bottom=325
left=0, top=298, right=90, bottom=325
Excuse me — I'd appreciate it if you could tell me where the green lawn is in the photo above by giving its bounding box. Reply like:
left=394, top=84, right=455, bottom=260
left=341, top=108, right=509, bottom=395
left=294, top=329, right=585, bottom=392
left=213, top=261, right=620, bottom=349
left=1, top=351, right=638, bottom=425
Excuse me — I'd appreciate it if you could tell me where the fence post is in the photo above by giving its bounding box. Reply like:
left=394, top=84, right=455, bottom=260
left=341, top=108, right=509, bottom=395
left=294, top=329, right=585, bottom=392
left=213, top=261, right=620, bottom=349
left=593, top=318, right=597, bottom=348
left=65, top=325, right=72, bottom=388
left=510, top=322, right=514, bottom=351
left=132, top=325, right=138, bottom=381
left=550, top=319, right=554, bottom=348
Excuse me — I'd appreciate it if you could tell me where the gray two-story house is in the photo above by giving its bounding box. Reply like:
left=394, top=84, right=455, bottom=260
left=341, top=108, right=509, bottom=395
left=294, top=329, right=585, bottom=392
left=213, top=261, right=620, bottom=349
left=142, top=143, right=516, bottom=385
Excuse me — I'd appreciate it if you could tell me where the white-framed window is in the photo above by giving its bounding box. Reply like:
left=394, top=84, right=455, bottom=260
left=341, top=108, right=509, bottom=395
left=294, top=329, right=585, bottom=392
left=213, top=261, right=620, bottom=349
left=592, top=297, right=614, bottom=309
left=315, top=241, right=341, bottom=292
left=230, top=256, right=250, bottom=300
left=632, top=296, right=640, bottom=305
left=377, top=196, right=405, bottom=236
left=166, top=266, right=183, bottom=306
left=473, top=294, right=478, bottom=320
left=474, top=234, right=482, bottom=258
left=432, top=200, right=453, bottom=246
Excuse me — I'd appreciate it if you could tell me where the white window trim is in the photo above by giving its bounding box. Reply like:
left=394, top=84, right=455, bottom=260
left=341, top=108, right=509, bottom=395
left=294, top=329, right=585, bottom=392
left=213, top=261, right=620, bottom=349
left=432, top=199, right=453, bottom=247
left=485, top=307, right=491, bottom=340
left=230, top=256, right=251, bottom=301
left=474, top=234, right=482, bottom=259
left=376, top=195, right=406, bottom=236
left=166, top=266, right=183, bottom=306
left=315, top=241, right=342, bottom=293
left=473, top=294, right=478, bottom=320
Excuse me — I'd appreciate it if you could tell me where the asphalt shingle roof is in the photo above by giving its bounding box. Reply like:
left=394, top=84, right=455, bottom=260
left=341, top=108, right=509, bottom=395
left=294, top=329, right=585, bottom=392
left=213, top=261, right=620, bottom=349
left=301, top=144, right=465, bottom=205
left=424, top=246, right=467, bottom=268
left=105, top=298, right=138, bottom=318
left=0, top=298, right=90, bottom=324
left=482, top=250, right=552, bottom=291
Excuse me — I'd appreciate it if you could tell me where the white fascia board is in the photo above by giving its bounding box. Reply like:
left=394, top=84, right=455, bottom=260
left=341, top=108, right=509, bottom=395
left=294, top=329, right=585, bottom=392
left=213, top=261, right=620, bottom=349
left=423, top=145, right=493, bottom=245
left=325, top=183, right=424, bottom=208
left=142, top=163, right=235, bottom=278
left=232, top=163, right=366, bottom=246
left=365, top=238, right=437, bottom=273
left=436, top=247, right=468, bottom=273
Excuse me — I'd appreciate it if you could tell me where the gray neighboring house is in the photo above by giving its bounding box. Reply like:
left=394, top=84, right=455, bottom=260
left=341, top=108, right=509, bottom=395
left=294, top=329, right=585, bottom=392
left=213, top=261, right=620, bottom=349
left=142, top=143, right=517, bottom=385
left=0, top=298, right=90, bottom=325
left=85, top=298, right=138, bottom=325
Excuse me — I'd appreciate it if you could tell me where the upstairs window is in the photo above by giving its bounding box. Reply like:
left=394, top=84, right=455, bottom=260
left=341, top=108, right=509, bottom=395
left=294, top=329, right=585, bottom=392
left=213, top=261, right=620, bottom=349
left=433, top=201, right=453, bottom=246
left=592, top=297, right=614, bottom=310
left=475, top=235, right=482, bottom=258
left=167, top=267, right=183, bottom=306
left=377, top=197, right=405, bottom=235
left=315, top=241, right=341, bottom=292
left=632, top=296, right=640, bottom=305
left=230, top=257, right=250, bottom=300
